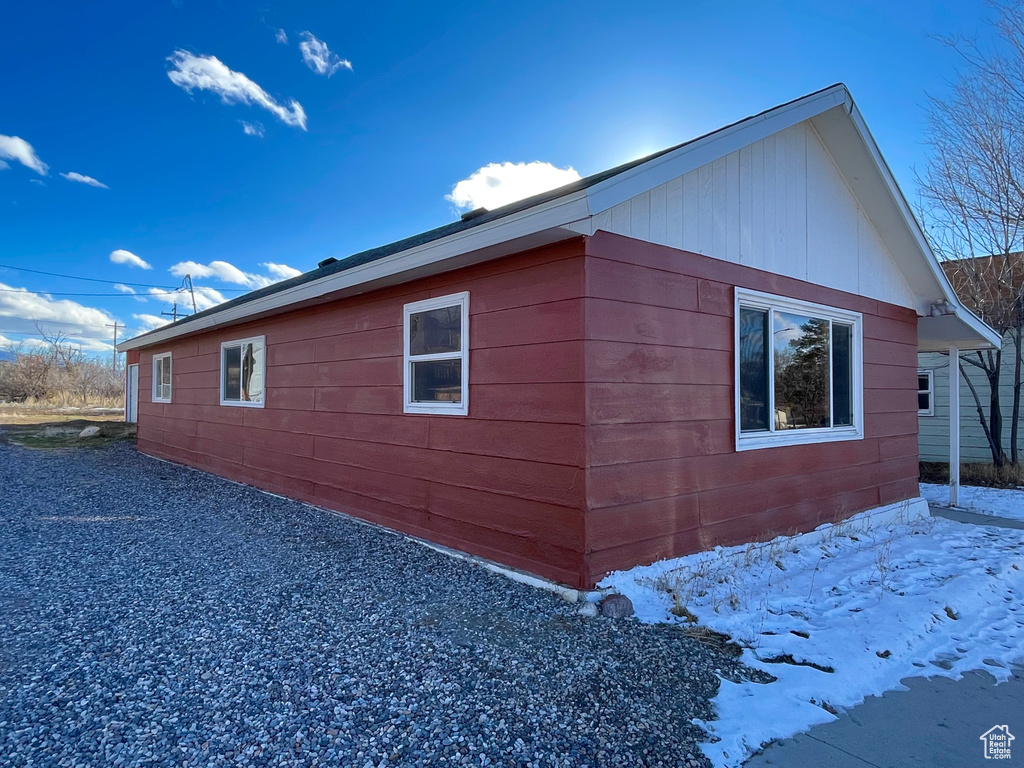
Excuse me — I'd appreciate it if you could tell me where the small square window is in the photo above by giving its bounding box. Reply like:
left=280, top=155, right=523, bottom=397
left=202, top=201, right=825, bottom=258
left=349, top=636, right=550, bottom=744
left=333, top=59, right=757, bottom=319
left=220, top=336, right=266, bottom=407
left=152, top=352, right=172, bottom=403
left=918, top=370, right=934, bottom=416
left=403, top=292, right=469, bottom=415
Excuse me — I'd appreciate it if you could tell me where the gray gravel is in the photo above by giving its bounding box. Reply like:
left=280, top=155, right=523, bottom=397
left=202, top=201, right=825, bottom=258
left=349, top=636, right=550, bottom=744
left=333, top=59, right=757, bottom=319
left=0, top=439, right=759, bottom=767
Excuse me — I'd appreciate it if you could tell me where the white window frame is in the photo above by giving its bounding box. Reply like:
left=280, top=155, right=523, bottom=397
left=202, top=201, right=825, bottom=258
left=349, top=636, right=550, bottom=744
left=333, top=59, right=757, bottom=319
left=219, top=335, right=266, bottom=408
left=403, top=292, right=469, bottom=416
left=152, top=352, right=172, bottom=403
left=734, top=287, right=864, bottom=451
left=918, top=369, right=935, bottom=417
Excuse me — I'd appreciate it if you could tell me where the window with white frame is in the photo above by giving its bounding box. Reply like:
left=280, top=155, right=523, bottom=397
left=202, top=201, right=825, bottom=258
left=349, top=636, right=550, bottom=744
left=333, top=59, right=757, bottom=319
left=220, top=336, right=265, bottom=407
left=918, top=370, right=934, bottom=416
left=152, top=352, right=172, bottom=403
left=735, top=288, right=863, bottom=450
left=403, top=292, right=469, bottom=415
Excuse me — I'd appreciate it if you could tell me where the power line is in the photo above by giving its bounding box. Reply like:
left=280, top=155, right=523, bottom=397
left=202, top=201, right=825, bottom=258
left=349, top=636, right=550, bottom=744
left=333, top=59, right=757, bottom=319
left=0, top=288, right=190, bottom=297
left=0, top=318, right=124, bottom=331
left=0, top=263, right=181, bottom=289
left=0, top=263, right=248, bottom=291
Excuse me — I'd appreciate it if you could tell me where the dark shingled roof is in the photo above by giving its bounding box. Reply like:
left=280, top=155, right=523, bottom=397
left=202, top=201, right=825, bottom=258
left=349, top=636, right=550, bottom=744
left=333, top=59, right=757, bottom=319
left=126, top=84, right=845, bottom=345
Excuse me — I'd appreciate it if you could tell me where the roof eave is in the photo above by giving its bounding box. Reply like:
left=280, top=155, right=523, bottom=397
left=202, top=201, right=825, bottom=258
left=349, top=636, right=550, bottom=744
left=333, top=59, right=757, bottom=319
left=117, top=190, right=591, bottom=352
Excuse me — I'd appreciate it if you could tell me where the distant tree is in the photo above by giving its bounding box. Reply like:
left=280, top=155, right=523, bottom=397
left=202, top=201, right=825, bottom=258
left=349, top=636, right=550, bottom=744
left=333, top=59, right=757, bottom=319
left=917, top=1, right=1024, bottom=466
left=776, top=319, right=831, bottom=429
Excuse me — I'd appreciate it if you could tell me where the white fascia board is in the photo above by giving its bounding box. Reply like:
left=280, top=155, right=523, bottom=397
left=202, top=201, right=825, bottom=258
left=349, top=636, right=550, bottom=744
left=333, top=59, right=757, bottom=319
left=843, top=102, right=1001, bottom=350
left=584, top=85, right=850, bottom=215
left=117, top=192, right=591, bottom=352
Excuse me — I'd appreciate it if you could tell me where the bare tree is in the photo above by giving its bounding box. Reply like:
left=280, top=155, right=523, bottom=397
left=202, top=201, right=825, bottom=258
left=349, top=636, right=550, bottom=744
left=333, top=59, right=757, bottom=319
left=917, top=1, right=1024, bottom=466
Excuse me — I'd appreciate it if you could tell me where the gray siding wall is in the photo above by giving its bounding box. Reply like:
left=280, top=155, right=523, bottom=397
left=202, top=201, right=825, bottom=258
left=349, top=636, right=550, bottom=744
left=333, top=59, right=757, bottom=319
left=918, top=334, right=1024, bottom=462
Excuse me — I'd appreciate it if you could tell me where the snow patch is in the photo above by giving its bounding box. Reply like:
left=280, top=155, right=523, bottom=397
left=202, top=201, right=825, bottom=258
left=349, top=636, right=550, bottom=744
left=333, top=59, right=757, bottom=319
left=600, top=498, right=1024, bottom=767
left=921, top=482, right=1024, bottom=522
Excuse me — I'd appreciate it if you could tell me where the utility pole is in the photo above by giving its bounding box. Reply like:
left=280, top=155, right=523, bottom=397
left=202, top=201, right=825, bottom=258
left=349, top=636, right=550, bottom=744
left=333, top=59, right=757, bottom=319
left=105, top=321, right=120, bottom=374
left=162, top=303, right=180, bottom=323
left=185, top=274, right=197, bottom=314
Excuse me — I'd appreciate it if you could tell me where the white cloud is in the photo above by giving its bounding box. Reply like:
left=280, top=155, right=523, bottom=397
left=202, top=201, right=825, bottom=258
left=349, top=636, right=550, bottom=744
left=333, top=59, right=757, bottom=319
left=113, top=283, right=149, bottom=304
left=298, top=32, right=351, bottom=77
left=0, top=134, right=48, bottom=175
left=166, top=49, right=308, bottom=130
left=110, top=249, right=152, bottom=270
left=0, top=160, right=8, bottom=170
left=60, top=171, right=109, bottom=189
left=29, top=178, right=45, bottom=187
left=275, top=28, right=288, bottom=44
left=147, top=285, right=226, bottom=312
left=170, top=259, right=301, bottom=289
left=261, top=262, right=302, bottom=279
left=446, top=161, right=581, bottom=212
left=0, top=282, right=119, bottom=353
left=132, top=313, right=172, bottom=332
left=241, top=121, right=265, bottom=137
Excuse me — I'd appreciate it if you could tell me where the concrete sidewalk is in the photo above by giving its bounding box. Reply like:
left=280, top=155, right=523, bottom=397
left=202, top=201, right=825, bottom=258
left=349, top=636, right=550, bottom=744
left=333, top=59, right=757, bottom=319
left=745, top=666, right=1024, bottom=766
left=746, top=506, right=1024, bottom=766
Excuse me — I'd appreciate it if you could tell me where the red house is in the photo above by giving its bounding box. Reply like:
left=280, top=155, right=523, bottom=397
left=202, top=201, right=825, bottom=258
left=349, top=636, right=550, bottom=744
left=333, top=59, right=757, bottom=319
left=117, top=85, right=998, bottom=590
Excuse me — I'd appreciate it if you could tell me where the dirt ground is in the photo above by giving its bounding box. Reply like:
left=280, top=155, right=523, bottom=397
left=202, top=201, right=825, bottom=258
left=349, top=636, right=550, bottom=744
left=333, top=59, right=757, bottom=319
left=0, top=405, right=125, bottom=426
left=0, top=417, right=135, bottom=449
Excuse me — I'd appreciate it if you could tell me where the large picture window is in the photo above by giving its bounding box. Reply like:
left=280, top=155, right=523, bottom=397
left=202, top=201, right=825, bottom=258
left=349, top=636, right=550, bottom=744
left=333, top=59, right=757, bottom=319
left=735, top=288, right=863, bottom=451
left=220, top=336, right=265, bottom=407
left=403, top=292, right=469, bottom=415
left=152, top=352, right=172, bottom=403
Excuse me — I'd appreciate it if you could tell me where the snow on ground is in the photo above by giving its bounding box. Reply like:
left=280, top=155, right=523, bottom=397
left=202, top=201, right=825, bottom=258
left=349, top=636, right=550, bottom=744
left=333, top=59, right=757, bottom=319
left=921, top=482, right=1024, bottom=521
left=600, top=498, right=1024, bottom=768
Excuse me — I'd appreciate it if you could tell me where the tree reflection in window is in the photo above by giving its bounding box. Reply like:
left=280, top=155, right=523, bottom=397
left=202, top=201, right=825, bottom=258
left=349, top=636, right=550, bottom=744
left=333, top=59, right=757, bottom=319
left=774, top=312, right=830, bottom=429
left=738, top=298, right=858, bottom=440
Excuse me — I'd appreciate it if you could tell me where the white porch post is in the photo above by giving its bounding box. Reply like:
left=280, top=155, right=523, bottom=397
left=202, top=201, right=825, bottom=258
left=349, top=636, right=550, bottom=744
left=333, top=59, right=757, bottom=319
left=949, top=344, right=960, bottom=507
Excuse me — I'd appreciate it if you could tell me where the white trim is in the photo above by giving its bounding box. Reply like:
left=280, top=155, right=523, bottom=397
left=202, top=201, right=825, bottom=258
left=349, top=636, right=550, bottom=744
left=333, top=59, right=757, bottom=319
left=917, top=369, right=935, bottom=417
left=219, top=335, right=266, bottom=408
left=734, top=287, right=864, bottom=452
left=116, top=84, right=1000, bottom=356
left=586, top=86, right=849, bottom=214
left=152, top=352, right=172, bottom=403
left=842, top=101, right=1000, bottom=350
left=117, top=195, right=588, bottom=352
left=949, top=345, right=961, bottom=507
left=403, top=292, right=469, bottom=416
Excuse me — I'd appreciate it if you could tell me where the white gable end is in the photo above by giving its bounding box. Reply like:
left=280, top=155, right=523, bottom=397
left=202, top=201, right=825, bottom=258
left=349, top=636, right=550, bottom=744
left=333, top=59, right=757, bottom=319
left=579, top=121, right=916, bottom=309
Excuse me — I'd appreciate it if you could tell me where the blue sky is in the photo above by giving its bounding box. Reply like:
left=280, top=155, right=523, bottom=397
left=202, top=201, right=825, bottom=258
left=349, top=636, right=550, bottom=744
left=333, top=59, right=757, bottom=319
left=0, top=0, right=995, bottom=353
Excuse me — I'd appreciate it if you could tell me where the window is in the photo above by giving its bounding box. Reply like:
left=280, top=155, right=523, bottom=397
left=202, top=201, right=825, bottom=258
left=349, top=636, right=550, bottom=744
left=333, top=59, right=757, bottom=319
left=220, top=336, right=265, bottom=407
left=735, top=288, right=863, bottom=450
left=918, top=370, right=934, bottom=416
left=152, top=352, right=172, bottom=403
left=403, top=292, right=469, bottom=415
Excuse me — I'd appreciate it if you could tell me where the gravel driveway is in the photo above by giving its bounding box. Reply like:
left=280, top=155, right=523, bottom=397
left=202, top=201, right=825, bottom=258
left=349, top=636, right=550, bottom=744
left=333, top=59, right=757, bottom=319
left=0, top=439, right=754, bottom=768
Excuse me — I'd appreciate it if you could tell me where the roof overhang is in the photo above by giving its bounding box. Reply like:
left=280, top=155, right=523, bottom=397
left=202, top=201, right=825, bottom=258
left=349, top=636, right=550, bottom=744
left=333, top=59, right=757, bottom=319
left=118, top=84, right=1001, bottom=354
left=118, top=192, right=590, bottom=352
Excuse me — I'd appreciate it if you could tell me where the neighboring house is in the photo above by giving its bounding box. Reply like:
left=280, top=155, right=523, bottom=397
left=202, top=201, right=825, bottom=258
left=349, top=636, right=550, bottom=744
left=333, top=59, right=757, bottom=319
left=919, top=333, right=1023, bottom=462
left=117, top=84, right=998, bottom=589
left=919, top=256, right=1024, bottom=463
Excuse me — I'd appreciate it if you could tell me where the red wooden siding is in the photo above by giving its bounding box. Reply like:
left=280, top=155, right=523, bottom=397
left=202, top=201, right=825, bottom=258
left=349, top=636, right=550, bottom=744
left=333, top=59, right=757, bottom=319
left=131, top=229, right=922, bottom=590
left=581, top=231, right=920, bottom=586
left=134, top=240, right=589, bottom=587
